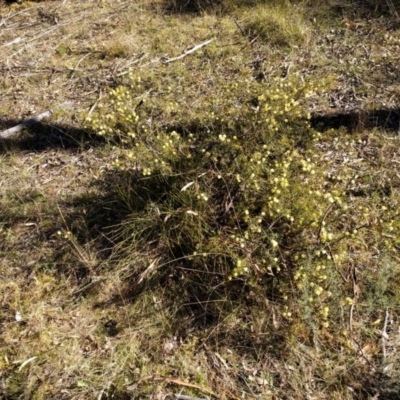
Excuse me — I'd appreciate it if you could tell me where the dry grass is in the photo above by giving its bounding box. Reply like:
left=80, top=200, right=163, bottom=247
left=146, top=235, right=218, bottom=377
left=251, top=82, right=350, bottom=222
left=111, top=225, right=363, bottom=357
left=1, top=0, right=400, bottom=398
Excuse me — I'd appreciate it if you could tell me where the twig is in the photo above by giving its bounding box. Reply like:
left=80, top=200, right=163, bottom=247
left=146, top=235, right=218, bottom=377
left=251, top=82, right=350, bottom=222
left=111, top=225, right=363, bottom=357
left=166, top=378, right=216, bottom=398
left=232, top=18, right=246, bottom=37
left=113, top=52, right=147, bottom=78
left=317, top=203, right=334, bottom=244
left=233, top=17, right=258, bottom=51
left=174, top=395, right=209, bottom=400
left=87, top=90, right=103, bottom=118
left=7, top=23, right=67, bottom=53
left=382, top=307, right=389, bottom=360
left=0, top=110, right=53, bottom=139
left=138, top=258, right=160, bottom=284
left=386, top=0, right=399, bottom=20
left=0, top=7, right=38, bottom=28
left=162, top=38, right=214, bottom=64
left=349, top=300, right=355, bottom=332
left=4, top=37, right=22, bottom=47
left=69, top=53, right=91, bottom=79
left=352, top=336, right=375, bottom=368
left=349, top=265, right=359, bottom=333
left=327, top=244, right=348, bottom=283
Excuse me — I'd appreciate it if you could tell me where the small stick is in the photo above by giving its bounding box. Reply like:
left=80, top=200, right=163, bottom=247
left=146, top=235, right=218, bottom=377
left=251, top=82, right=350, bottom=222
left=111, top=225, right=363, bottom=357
left=163, top=38, right=214, bottom=64
left=349, top=300, right=355, bottom=332
left=166, top=378, right=216, bottom=397
left=349, top=265, right=358, bottom=333
left=87, top=90, right=103, bottom=119
left=174, top=395, right=209, bottom=400
left=382, top=307, right=389, bottom=360
left=317, top=203, right=334, bottom=244
left=0, top=110, right=53, bottom=139
left=233, top=18, right=246, bottom=37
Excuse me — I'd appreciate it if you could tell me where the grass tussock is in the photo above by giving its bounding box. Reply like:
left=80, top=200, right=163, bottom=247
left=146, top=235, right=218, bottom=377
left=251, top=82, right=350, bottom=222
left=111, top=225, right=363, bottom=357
left=243, top=2, right=311, bottom=48
left=1, top=0, right=400, bottom=398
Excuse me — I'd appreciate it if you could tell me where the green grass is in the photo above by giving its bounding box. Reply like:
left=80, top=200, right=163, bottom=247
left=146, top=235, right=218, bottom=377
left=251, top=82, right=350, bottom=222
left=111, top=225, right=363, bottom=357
left=1, top=0, right=400, bottom=399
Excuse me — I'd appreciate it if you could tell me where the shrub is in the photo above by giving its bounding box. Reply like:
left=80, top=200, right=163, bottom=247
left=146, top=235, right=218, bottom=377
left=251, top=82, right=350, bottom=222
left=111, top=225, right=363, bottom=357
left=87, top=65, right=400, bottom=342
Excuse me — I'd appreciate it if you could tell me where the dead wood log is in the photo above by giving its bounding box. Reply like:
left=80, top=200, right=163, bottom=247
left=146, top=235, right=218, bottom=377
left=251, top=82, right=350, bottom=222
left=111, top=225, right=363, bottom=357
left=0, top=110, right=53, bottom=139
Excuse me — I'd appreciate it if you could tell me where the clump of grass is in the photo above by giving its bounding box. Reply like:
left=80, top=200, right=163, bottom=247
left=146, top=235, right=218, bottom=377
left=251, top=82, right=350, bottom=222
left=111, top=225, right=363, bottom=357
left=242, top=2, right=311, bottom=48
left=103, top=37, right=136, bottom=59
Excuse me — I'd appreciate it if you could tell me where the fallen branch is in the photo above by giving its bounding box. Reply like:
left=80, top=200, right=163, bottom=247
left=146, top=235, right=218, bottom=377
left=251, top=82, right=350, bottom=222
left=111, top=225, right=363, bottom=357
left=162, top=38, right=214, bottom=64
left=0, top=110, right=53, bottom=139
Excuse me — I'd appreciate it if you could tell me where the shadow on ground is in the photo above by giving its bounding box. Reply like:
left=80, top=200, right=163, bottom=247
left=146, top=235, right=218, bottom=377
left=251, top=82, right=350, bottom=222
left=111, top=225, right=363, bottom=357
left=1, top=107, right=398, bottom=156
left=311, top=108, right=400, bottom=134
left=369, top=374, right=400, bottom=400
left=66, top=166, right=284, bottom=348
left=0, top=118, right=104, bottom=153
left=162, top=0, right=400, bottom=18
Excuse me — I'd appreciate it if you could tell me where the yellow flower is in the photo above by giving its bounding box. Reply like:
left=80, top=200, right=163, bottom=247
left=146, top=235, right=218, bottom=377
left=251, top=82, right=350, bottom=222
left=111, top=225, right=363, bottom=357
left=271, top=239, right=278, bottom=248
